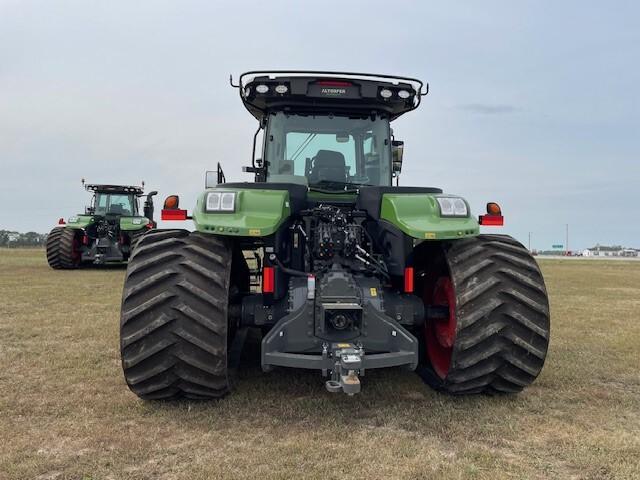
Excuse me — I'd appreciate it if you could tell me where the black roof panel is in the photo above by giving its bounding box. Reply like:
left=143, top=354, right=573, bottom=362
left=236, top=71, right=427, bottom=121
left=85, top=184, right=144, bottom=194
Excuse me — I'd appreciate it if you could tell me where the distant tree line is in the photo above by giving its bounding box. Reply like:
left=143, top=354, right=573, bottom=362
left=0, top=230, right=47, bottom=247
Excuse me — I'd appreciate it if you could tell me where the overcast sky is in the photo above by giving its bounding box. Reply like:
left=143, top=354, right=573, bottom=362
left=1, top=0, right=638, bottom=250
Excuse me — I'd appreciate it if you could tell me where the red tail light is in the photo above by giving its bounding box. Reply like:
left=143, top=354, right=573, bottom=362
left=161, top=209, right=188, bottom=221
left=82, top=234, right=89, bottom=245
left=262, top=266, right=275, bottom=294
left=316, top=80, right=352, bottom=87
left=404, top=267, right=414, bottom=293
left=479, top=215, right=504, bottom=226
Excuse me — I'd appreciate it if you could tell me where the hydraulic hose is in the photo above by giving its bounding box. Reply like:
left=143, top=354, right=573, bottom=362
left=272, top=255, right=308, bottom=277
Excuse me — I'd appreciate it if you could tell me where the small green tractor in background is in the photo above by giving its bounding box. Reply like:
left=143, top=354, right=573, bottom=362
left=46, top=182, right=157, bottom=269
left=120, top=71, right=550, bottom=399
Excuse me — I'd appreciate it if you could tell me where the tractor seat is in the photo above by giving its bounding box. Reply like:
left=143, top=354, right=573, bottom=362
left=110, top=205, right=126, bottom=215
left=309, top=150, right=347, bottom=184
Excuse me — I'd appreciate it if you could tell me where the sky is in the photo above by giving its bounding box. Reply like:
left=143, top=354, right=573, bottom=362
left=1, top=0, right=638, bottom=251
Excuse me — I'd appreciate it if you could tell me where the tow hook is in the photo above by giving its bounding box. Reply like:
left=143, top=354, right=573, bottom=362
left=325, top=343, right=364, bottom=396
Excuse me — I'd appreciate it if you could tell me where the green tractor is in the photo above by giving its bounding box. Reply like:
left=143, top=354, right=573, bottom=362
left=46, top=182, right=157, bottom=269
left=120, top=71, right=550, bottom=399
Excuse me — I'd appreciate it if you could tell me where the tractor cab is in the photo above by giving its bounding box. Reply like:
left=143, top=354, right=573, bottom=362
left=235, top=71, right=426, bottom=190
left=84, top=184, right=157, bottom=224
left=85, top=184, right=143, bottom=216
left=89, top=188, right=139, bottom=217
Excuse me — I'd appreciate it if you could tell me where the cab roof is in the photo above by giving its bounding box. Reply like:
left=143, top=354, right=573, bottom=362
left=85, top=184, right=144, bottom=195
left=235, top=71, right=427, bottom=122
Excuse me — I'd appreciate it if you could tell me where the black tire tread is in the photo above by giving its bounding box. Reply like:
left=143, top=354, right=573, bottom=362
left=120, top=229, right=232, bottom=400
left=422, top=234, right=550, bottom=394
left=129, top=228, right=148, bottom=253
left=45, top=227, right=79, bottom=269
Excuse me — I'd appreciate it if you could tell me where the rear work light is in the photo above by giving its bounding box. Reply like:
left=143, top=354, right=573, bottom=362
left=206, top=191, right=236, bottom=212
left=436, top=196, right=469, bottom=217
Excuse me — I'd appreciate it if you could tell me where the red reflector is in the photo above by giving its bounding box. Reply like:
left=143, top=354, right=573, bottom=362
left=404, top=267, right=414, bottom=293
left=262, top=266, right=275, bottom=293
left=479, top=214, right=504, bottom=226
left=316, top=80, right=352, bottom=87
left=58, top=218, right=66, bottom=225
left=82, top=234, right=89, bottom=245
left=161, top=209, right=188, bottom=221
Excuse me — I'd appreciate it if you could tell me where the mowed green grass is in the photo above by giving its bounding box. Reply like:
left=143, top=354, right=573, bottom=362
left=0, top=249, right=639, bottom=480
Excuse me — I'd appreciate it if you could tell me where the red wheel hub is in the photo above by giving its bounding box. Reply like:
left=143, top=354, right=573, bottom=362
left=424, top=276, right=457, bottom=379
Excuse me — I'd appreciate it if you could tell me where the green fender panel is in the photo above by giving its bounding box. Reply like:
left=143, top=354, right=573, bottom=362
left=66, top=215, right=93, bottom=228
left=380, top=194, right=479, bottom=240
left=119, top=216, right=151, bottom=231
left=193, top=188, right=291, bottom=237
left=65, top=215, right=149, bottom=231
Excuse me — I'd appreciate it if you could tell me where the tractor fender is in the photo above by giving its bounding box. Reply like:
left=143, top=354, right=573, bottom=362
left=119, top=216, right=151, bottom=231
left=65, top=215, right=93, bottom=229
left=379, top=193, right=479, bottom=241
left=192, top=187, right=293, bottom=237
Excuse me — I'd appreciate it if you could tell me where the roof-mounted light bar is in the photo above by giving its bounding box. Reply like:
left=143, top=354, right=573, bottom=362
left=233, top=70, right=427, bottom=96
left=232, top=70, right=428, bottom=122
left=84, top=184, right=144, bottom=194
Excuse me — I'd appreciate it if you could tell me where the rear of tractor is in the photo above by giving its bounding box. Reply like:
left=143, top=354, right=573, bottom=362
left=46, top=183, right=157, bottom=269
left=120, top=71, right=549, bottom=399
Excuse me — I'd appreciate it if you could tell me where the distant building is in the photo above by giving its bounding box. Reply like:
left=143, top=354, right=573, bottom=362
left=582, top=245, right=638, bottom=257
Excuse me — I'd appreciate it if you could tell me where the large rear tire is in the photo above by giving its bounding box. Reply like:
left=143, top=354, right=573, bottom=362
left=120, top=229, right=232, bottom=400
left=46, top=227, right=80, bottom=269
left=417, top=235, right=550, bottom=394
left=128, top=228, right=148, bottom=254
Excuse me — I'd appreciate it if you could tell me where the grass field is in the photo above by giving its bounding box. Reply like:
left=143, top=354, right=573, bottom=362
left=1, top=249, right=639, bottom=479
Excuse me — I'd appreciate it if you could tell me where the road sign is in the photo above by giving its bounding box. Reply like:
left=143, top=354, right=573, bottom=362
left=552, top=244, right=564, bottom=249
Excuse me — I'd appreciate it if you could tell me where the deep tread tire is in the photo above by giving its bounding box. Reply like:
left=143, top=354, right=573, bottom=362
left=129, top=228, right=148, bottom=253
left=46, top=227, right=80, bottom=269
left=120, top=229, right=232, bottom=400
left=418, top=235, right=550, bottom=394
